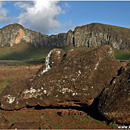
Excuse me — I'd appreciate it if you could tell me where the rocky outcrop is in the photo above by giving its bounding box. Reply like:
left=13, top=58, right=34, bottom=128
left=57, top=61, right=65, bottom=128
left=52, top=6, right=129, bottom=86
left=74, top=23, right=130, bottom=49
left=98, top=62, right=130, bottom=124
left=0, top=23, right=130, bottom=49
left=0, top=45, right=120, bottom=110
left=0, top=23, right=70, bottom=48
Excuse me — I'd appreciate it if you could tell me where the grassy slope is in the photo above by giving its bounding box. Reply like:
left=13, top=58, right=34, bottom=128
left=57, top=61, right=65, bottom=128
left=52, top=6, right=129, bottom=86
left=0, top=42, right=130, bottom=65
left=114, top=49, right=130, bottom=60
left=0, top=42, right=76, bottom=65
left=0, top=43, right=55, bottom=64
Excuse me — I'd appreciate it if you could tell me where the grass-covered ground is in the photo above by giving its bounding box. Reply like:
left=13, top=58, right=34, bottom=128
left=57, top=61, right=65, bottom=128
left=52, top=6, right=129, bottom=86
left=0, top=43, right=54, bottom=64
left=0, top=43, right=75, bottom=65
left=0, top=42, right=129, bottom=65
left=114, top=49, right=130, bottom=60
left=0, top=109, right=117, bottom=129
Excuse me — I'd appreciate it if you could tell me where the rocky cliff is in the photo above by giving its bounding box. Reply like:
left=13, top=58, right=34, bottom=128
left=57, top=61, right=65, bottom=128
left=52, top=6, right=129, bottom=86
left=0, top=23, right=130, bottom=49
left=0, top=23, right=72, bottom=48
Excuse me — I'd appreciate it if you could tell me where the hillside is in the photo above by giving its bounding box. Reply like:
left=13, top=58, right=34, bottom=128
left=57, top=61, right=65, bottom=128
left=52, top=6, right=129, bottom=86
left=0, top=23, right=130, bottom=49
left=0, top=43, right=55, bottom=64
left=0, top=23, right=130, bottom=63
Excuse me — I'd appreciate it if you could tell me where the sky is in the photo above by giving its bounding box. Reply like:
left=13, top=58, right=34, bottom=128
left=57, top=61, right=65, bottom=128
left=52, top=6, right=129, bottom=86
left=0, top=0, right=130, bottom=35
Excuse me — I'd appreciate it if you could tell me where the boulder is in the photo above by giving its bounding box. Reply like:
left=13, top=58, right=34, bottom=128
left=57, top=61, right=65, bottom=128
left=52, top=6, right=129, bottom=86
left=98, top=63, right=130, bottom=124
left=0, top=45, right=120, bottom=110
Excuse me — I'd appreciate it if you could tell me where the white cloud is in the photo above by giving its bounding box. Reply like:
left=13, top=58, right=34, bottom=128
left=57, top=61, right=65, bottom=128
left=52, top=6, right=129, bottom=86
left=15, top=0, right=64, bottom=33
left=0, top=0, right=72, bottom=34
left=0, top=2, right=12, bottom=24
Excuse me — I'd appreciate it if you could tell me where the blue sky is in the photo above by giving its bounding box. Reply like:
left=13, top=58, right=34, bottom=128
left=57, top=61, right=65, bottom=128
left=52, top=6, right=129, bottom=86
left=0, top=1, right=130, bottom=35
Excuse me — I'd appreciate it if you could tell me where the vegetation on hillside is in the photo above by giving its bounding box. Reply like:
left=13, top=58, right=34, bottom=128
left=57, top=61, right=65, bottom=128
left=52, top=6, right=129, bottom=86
left=114, top=49, right=130, bottom=60
left=0, top=43, right=54, bottom=64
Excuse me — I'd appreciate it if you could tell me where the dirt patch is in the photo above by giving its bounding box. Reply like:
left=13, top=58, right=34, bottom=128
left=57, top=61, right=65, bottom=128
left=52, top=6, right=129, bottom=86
left=0, top=108, right=114, bottom=129
left=0, top=64, right=42, bottom=94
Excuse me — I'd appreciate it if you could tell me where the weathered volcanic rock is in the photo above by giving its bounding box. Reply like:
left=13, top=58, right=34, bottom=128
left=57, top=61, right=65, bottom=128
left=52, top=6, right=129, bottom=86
left=0, top=45, right=121, bottom=110
left=98, top=63, right=130, bottom=124
left=36, top=48, right=66, bottom=76
left=1, top=23, right=130, bottom=49
left=74, top=23, right=130, bottom=49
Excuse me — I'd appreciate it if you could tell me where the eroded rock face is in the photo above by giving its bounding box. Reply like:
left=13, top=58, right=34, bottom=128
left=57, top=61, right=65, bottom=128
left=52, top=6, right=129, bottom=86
left=98, top=63, right=130, bottom=124
left=0, top=23, right=130, bottom=49
left=0, top=23, right=68, bottom=47
left=74, top=23, right=130, bottom=49
left=0, top=45, right=120, bottom=110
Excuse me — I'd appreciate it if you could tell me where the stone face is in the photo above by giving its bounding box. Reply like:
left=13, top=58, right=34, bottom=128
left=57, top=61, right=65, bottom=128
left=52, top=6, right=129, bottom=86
left=0, top=23, right=130, bottom=49
left=98, top=63, right=130, bottom=124
left=0, top=45, right=120, bottom=110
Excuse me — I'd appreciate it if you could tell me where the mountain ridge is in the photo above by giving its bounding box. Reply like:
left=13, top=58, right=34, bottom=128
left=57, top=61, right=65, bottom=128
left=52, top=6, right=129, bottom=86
left=0, top=23, right=130, bottom=49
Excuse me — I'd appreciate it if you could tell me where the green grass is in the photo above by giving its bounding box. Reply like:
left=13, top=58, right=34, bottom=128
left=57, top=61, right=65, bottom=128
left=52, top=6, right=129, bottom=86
left=0, top=43, right=53, bottom=64
left=0, top=78, right=10, bottom=94
left=94, top=121, right=106, bottom=126
left=114, top=50, right=130, bottom=60
left=87, top=115, right=93, bottom=120
left=108, top=121, right=116, bottom=128
left=1, top=41, right=130, bottom=65
left=12, top=111, right=20, bottom=115
left=53, top=123, right=62, bottom=129
left=0, top=87, right=4, bottom=94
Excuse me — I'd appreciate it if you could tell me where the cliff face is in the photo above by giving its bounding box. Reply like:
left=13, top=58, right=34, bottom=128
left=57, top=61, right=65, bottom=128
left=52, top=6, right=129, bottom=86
left=74, top=23, right=130, bottom=49
left=0, top=23, right=130, bottom=49
left=0, top=23, right=72, bottom=48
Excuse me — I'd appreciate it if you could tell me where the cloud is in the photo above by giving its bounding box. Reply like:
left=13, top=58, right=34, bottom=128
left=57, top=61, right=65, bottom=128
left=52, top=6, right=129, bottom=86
left=0, top=0, right=72, bottom=34
left=0, top=2, right=12, bottom=24
left=15, top=0, right=64, bottom=34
